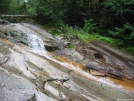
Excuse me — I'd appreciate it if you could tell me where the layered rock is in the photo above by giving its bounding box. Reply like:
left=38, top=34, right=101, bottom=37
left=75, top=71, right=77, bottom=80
left=0, top=23, right=69, bottom=50
left=0, top=23, right=134, bottom=101
left=54, top=41, right=134, bottom=81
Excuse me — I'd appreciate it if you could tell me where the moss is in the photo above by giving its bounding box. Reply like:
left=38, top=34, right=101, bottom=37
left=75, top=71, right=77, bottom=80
left=66, top=44, right=74, bottom=48
left=82, top=67, right=88, bottom=72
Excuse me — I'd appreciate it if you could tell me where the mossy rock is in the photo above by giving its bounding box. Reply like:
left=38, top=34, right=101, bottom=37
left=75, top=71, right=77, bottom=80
left=66, top=43, right=74, bottom=48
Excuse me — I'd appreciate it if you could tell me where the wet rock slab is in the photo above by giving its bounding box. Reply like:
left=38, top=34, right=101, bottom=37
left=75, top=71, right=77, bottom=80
left=54, top=41, right=134, bottom=81
left=0, top=68, right=56, bottom=101
left=0, top=23, right=134, bottom=101
left=0, top=23, right=69, bottom=50
left=84, top=41, right=134, bottom=80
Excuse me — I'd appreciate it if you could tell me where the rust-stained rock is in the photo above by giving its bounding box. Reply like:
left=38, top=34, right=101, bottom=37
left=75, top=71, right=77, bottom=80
left=0, top=23, right=134, bottom=101
left=72, top=41, right=134, bottom=81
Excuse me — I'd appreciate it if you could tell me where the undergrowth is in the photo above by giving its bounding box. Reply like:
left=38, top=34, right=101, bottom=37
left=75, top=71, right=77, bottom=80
left=65, top=25, right=89, bottom=42
left=45, top=25, right=134, bottom=54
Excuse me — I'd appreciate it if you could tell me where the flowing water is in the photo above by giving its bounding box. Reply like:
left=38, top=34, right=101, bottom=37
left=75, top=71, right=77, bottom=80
left=19, top=23, right=134, bottom=94
left=27, top=34, right=45, bottom=51
left=25, top=32, right=128, bottom=95
left=0, top=23, right=134, bottom=101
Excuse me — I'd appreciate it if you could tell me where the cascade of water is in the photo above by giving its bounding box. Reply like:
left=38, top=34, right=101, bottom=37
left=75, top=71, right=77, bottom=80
left=27, top=34, right=45, bottom=51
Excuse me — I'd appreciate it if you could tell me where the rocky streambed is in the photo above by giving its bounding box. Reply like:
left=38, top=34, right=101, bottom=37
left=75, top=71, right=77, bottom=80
left=0, top=22, right=134, bottom=101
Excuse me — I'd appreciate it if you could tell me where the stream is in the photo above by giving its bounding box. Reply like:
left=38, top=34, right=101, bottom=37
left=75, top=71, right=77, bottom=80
left=0, top=22, right=134, bottom=101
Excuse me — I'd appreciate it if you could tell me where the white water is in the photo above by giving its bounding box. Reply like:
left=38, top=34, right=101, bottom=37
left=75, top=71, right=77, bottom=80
left=24, top=26, right=124, bottom=92
left=26, top=34, right=122, bottom=91
left=27, top=34, right=45, bottom=51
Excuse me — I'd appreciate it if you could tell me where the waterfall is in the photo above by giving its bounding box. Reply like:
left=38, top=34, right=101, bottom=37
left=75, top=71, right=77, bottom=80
left=27, top=34, right=45, bottom=51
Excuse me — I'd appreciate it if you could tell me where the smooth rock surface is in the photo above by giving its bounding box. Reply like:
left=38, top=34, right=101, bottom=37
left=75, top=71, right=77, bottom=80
left=54, top=41, right=134, bottom=80
left=0, top=23, right=69, bottom=50
left=0, top=23, right=134, bottom=101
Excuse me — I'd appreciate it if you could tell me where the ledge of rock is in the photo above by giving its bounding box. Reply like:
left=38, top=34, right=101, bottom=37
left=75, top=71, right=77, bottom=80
left=0, top=23, right=134, bottom=101
left=53, top=41, right=134, bottom=81
left=0, top=23, right=69, bottom=50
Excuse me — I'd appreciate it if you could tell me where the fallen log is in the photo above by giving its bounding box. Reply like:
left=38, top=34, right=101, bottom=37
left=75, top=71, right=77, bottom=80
left=0, top=15, right=29, bottom=17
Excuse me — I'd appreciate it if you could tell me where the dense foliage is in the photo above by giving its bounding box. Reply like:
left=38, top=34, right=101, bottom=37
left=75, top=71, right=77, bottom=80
left=0, top=0, right=11, bottom=13
left=0, top=0, right=134, bottom=52
left=100, top=0, right=134, bottom=51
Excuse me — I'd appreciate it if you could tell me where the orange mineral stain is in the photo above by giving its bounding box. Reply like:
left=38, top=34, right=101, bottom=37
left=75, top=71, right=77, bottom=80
left=48, top=52, right=134, bottom=93
left=48, top=52, right=85, bottom=69
left=110, top=78, right=134, bottom=92
left=0, top=38, right=12, bottom=45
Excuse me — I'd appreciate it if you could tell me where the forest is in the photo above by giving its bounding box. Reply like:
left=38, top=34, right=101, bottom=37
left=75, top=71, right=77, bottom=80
left=0, top=0, right=134, bottom=53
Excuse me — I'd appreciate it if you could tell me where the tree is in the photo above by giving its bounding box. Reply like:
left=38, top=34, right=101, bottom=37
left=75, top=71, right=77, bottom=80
left=99, top=0, right=134, bottom=32
left=87, top=0, right=134, bottom=49
left=25, top=0, right=64, bottom=25
left=0, top=0, right=11, bottom=14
